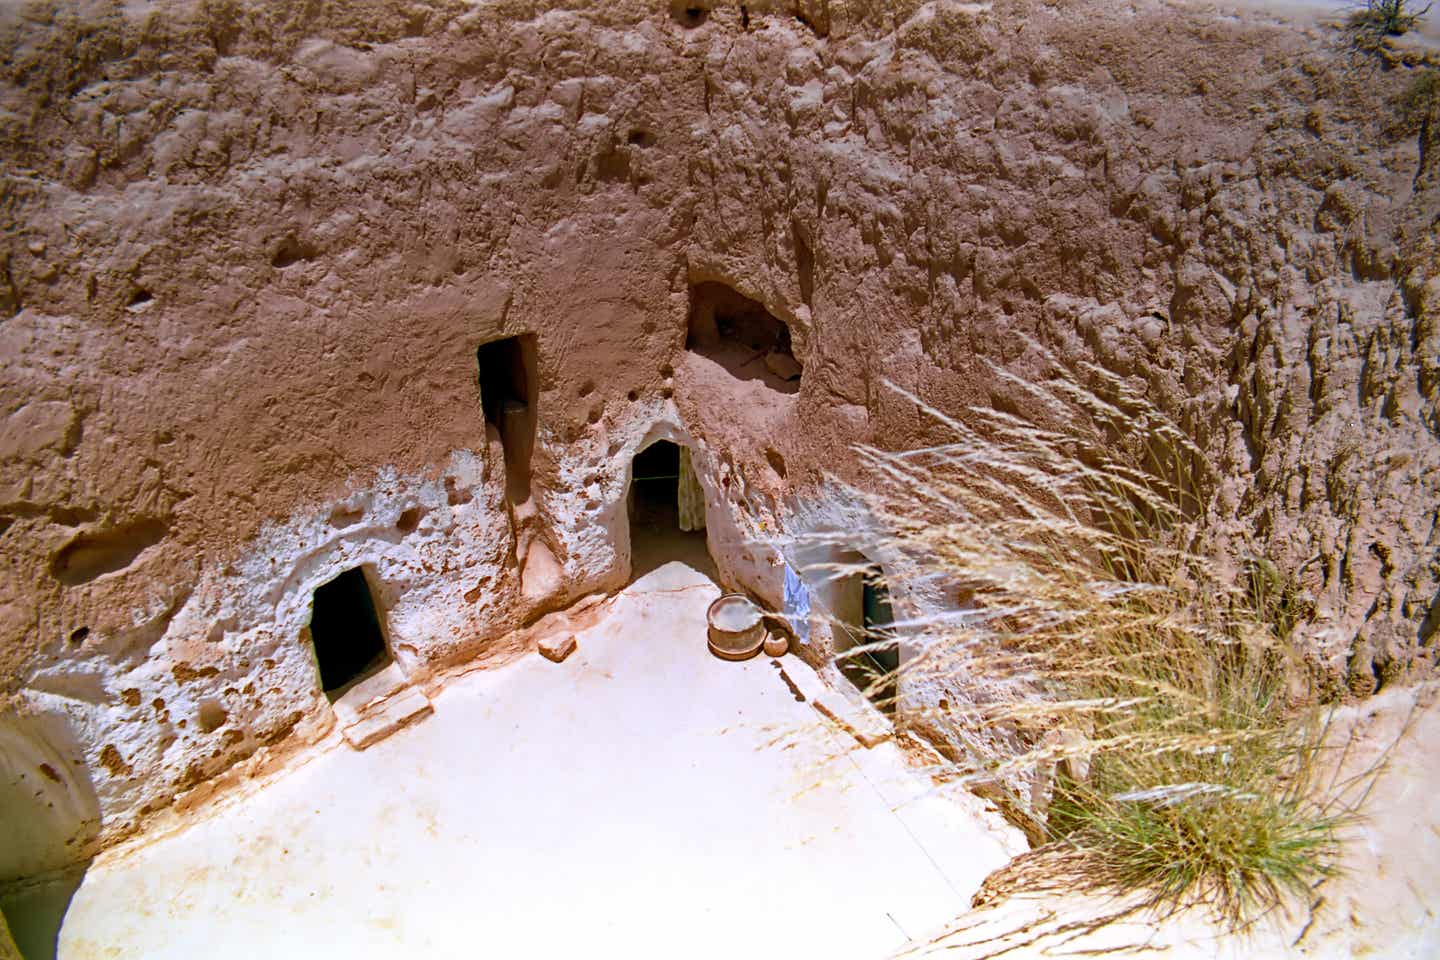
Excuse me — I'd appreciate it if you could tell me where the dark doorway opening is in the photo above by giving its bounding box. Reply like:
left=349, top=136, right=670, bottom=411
left=477, top=334, right=538, bottom=503
left=309, top=567, right=391, bottom=699
left=837, top=564, right=899, bottom=714
left=686, top=282, right=801, bottom=394
left=628, top=439, right=714, bottom=581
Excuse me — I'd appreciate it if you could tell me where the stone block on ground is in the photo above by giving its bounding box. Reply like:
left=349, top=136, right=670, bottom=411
left=341, top=687, right=434, bottom=750
left=539, top=634, right=577, bottom=663
left=332, top=662, right=409, bottom=727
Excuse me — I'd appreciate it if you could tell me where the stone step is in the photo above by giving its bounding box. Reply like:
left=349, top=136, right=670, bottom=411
left=341, top=686, right=434, bottom=750
left=331, top=662, right=411, bottom=727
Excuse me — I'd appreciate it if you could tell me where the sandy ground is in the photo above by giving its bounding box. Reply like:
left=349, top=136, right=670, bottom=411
left=6, top=563, right=1438, bottom=960
left=12, top=576, right=1439, bottom=960
left=897, top=683, right=1440, bottom=960
left=46, top=562, right=1022, bottom=960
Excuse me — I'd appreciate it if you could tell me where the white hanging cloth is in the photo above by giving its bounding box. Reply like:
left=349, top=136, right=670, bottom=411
left=677, top=446, right=706, bottom=532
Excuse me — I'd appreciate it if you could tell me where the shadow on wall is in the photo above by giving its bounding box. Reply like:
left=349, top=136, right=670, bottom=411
left=1, top=864, right=90, bottom=960
left=686, top=282, right=801, bottom=395
left=0, top=713, right=100, bottom=959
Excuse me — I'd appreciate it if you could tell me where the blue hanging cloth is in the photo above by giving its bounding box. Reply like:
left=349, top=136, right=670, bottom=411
left=783, top=563, right=811, bottom=646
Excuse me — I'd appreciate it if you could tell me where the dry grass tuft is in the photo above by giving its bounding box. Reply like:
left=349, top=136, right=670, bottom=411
left=843, top=350, right=1372, bottom=930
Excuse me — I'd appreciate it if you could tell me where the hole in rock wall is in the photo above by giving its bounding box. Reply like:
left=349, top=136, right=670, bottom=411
left=271, top=235, right=316, bottom=269
left=328, top=504, right=363, bottom=528
left=628, top=439, right=713, bottom=581
left=196, top=700, right=227, bottom=733
left=670, top=1, right=709, bottom=27
left=687, top=282, right=801, bottom=395
left=830, top=559, right=899, bottom=715
left=307, top=567, right=392, bottom=699
left=396, top=506, right=423, bottom=533
left=477, top=334, right=538, bottom=504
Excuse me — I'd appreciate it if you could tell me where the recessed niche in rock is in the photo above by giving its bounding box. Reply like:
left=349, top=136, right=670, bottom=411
left=686, top=282, right=801, bottom=395
left=196, top=701, right=227, bottom=733
left=396, top=506, right=423, bottom=533
left=49, top=519, right=169, bottom=587
left=477, top=334, right=538, bottom=504
left=271, top=235, right=316, bottom=269
left=307, top=567, right=391, bottom=699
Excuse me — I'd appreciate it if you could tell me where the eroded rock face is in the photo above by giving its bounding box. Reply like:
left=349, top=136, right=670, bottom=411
left=0, top=0, right=1435, bottom=875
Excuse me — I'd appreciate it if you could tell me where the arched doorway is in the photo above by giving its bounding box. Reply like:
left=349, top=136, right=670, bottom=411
left=628, top=439, right=714, bottom=581
left=0, top=714, right=98, bottom=960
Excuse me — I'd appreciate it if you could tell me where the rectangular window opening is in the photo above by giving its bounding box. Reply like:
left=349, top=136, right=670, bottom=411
left=476, top=334, right=538, bottom=503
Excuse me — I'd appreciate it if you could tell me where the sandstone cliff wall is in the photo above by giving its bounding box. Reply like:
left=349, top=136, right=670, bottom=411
left=0, top=0, right=1435, bottom=878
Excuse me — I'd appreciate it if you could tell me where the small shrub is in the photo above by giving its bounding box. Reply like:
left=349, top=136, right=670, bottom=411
left=1246, top=556, right=1315, bottom=642
left=1355, top=0, right=1433, bottom=36
left=1348, top=0, right=1434, bottom=54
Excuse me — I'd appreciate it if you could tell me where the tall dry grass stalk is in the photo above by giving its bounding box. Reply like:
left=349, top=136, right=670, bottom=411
left=842, top=353, right=1363, bottom=929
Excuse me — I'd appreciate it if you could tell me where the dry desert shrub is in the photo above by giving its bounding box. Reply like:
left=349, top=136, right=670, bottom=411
left=1346, top=0, right=1435, bottom=55
left=1354, top=0, right=1434, bottom=37
left=822, top=350, right=1383, bottom=930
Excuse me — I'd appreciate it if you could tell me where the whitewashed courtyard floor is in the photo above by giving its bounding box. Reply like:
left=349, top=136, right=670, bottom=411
left=55, top=562, right=1020, bottom=960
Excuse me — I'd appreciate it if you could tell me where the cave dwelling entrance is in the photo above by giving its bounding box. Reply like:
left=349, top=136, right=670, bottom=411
left=307, top=566, right=393, bottom=701
left=628, top=439, right=715, bottom=581
left=828, top=556, right=899, bottom=715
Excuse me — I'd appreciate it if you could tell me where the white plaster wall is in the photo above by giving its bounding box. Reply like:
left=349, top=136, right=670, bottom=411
left=3, top=398, right=819, bottom=867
